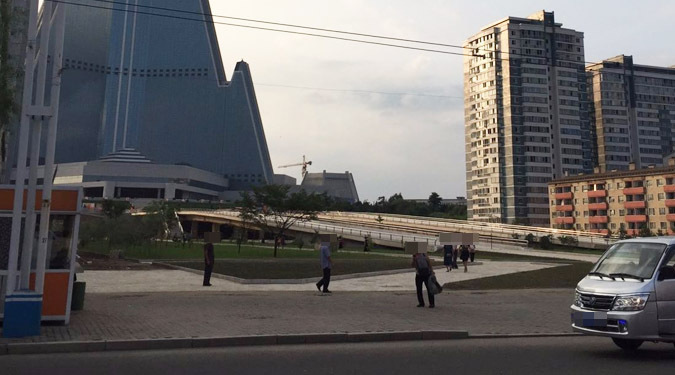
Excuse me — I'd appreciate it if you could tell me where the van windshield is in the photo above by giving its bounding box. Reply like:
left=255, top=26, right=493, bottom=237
left=592, top=242, right=667, bottom=280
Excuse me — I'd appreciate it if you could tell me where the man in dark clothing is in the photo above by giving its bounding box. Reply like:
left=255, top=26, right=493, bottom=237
left=203, top=242, right=215, bottom=286
left=412, top=252, right=435, bottom=308
left=316, top=241, right=332, bottom=293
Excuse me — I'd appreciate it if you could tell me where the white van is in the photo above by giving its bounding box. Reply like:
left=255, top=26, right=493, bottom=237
left=571, top=237, right=675, bottom=351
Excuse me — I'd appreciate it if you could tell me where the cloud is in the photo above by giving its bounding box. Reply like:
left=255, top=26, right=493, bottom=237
left=211, top=0, right=674, bottom=201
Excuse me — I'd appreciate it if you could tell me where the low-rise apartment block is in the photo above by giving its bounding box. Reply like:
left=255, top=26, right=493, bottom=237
left=549, top=160, right=675, bottom=235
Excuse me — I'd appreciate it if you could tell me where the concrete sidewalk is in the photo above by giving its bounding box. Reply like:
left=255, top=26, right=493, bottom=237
left=0, top=289, right=576, bottom=348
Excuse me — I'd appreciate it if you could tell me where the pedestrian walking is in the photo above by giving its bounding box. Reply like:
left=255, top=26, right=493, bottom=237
left=203, top=242, right=214, bottom=286
left=443, top=245, right=453, bottom=272
left=452, top=244, right=459, bottom=269
left=459, top=244, right=470, bottom=273
left=363, top=236, right=370, bottom=252
left=412, top=252, right=435, bottom=308
left=316, top=241, right=333, bottom=293
left=469, top=244, right=477, bottom=263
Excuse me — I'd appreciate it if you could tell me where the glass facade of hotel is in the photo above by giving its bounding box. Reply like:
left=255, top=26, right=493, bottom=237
left=43, top=0, right=274, bottom=190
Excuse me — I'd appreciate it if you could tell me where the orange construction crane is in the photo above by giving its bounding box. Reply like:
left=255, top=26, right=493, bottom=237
left=278, top=155, right=313, bottom=178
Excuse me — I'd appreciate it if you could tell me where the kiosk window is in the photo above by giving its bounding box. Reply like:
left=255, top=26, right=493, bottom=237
left=48, top=215, right=75, bottom=270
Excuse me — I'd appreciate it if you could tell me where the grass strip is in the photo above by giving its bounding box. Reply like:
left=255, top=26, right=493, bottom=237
left=444, top=262, right=594, bottom=290
left=169, top=258, right=414, bottom=279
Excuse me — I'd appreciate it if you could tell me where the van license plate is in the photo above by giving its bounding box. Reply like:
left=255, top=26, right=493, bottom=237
left=572, top=311, right=607, bottom=327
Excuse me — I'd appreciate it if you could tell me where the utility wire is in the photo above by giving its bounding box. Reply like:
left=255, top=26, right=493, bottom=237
left=46, top=0, right=608, bottom=67
left=85, top=0, right=471, bottom=51
left=85, top=0, right=596, bottom=64
left=45, top=0, right=477, bottom=58
left=46, top=0, right=616, bottom=66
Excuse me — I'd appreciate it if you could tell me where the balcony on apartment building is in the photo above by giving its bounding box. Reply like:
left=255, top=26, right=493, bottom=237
left=587, top=196, right=608, bottom=210
left=590, top=225, right=609, bottom=235
left=586, top=183, right=607, bottom=198
left=554, top=185, right=573, bottom=200
left=666, top=197, right=675, bottom=208
left=554, top=192, right=573, bottom=200
left=588, top=208, right=608, bottom=224
left=665, top=177, right=675, bottom=193
left=668, top=208, right=675, bottom=222
left=589, top=216, right=609, bottom=224
left=555, top=216, right=574, bottom=224
left=623, top=183, right=645, bottom=195
left=624, top=196, right=646, bottom=209
left=555, top=204, right=574, bottom=212
left=625, top=214, right=648, bottom=223
left=587, top=190, right=607, bottom=198
left=554, top=211, right=574, bottom=225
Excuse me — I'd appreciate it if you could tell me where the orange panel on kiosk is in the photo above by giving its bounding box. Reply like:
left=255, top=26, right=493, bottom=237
left=0, top=189, right=13, bottom=210
left=0, top=188, right=78, bottom=212
left=30, top=273, right=70, bottom=317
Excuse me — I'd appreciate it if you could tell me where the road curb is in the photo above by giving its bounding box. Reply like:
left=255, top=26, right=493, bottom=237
left=468, top=332, right=582, bottom=339
left=0, top=331, right=586, bottom=355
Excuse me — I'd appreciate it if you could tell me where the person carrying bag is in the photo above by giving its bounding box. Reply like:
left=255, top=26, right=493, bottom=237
left=412, top=252, right=435, bottom=308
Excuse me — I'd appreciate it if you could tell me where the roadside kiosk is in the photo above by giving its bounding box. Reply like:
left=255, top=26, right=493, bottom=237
left=0, top=186, right=82, bottom=326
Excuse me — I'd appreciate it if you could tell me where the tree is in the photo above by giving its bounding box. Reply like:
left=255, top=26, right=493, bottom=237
left=101, top=199, right=131, bottom=219
left=525, top=233, right=536, bottom=246
left=539, top=235, right=553, bottom=250
left=428, top=192, right=442, bottom=211
left=236, top=192, right=256, bottom=254
left=376, top=214, right=384, bottom=224
left=604, top=228, right=613, bottom=239
left=238, top=185, right=323, bottom=257
left=618, top=226, right=628, bottom=240
left=143, top=200, right=177, bottom=241
left=638, top=224, right=653, bottom=238
left=0, top=2, right=18, bottom=181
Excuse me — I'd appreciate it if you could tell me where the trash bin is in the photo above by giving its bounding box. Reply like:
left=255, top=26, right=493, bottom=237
left=71, top=281, right=86, bottom=311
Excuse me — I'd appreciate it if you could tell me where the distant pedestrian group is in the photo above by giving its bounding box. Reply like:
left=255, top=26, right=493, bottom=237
left=443, top=244, right=477, bottom=273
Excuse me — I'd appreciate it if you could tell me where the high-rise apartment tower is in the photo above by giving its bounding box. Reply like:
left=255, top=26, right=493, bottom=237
left=464, top=10, right=592, bottom=226
left=588, top=55, right=675, bottom=172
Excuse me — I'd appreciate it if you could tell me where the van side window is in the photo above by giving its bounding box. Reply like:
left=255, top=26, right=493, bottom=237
left=663, top=249, right=675, bottom=268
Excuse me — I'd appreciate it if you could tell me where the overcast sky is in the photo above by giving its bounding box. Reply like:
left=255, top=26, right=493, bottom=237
left=178, top=1, right=672, bottom=201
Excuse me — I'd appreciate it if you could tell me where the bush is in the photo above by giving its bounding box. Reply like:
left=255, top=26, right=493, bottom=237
left=525, top=233, right=536, bottom=246
left=638, top=225, right=653, bottom=238
left=511, top=233, right=520, bottom=240
left=293, top=237, right=305, bottom=250
left=539, top=235, right=553, bottom=250
left=558, top=235, right=578, bottom=246
left=618, top=226, right=628, bottom=239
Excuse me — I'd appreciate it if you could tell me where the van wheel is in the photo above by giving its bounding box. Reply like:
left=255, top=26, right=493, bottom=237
left=612, top=338, right=643, bottom=351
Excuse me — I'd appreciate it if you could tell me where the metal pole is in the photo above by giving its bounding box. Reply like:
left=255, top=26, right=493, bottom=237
left=19, top=121, right=41, bottom=289
left=19, top=2, right=54, bottom=290
left=7, top=0, right=40, bottom=295
left=35, top=4, right=66, bottom=295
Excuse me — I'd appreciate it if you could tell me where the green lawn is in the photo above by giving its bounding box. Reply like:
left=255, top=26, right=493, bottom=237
left=80, top=241, right=398, bottom=260
left=169, top=258, right=413, bottom=279
left=444, top=262, right=594, bottom=290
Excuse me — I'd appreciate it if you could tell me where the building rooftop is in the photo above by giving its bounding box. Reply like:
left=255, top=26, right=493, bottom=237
left=549, top=164, right=675, bottom=185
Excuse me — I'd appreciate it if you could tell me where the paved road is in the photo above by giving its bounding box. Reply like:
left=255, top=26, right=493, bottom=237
left=2, top=336, right=674, bottom=374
